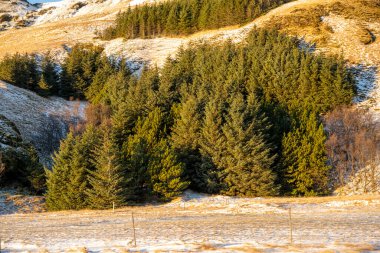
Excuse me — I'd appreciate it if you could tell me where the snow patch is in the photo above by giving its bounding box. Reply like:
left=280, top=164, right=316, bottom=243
left=0, top=81, right=86, bottom=166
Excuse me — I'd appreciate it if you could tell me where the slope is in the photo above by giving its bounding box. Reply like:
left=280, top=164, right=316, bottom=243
left=0, top=0, right=379, bottom=174
left=0, top=0, right=37, bottom=31
left=0, top=80, right=85, bottom=166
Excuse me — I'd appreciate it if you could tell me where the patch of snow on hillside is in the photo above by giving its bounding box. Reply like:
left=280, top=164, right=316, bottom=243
left=34, top=0, right=154, bottom=25
left=101, top=37, right=185, bottom=68
left=352, top=65, right=378, bottom=104
left=0, top=81, right=86, bottom=166
left=129, top=0, right=156, bottom=6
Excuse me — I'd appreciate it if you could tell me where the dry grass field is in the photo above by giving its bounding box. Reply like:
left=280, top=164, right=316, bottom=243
left=0, top=0, right=379, bottom=66
left=0, top=191, right=380, bottom=252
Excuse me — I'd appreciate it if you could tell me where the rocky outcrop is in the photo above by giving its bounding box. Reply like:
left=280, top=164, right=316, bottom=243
left=0, top=114, right=44, bottom=191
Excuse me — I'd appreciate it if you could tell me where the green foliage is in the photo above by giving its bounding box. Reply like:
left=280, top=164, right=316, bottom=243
left=45, top=132, right=76, bottom=211
left=86, top=131, right=126, bottom=209
left=46, top=110, right=188, bottom=210
left=167, top=30, right=353, bottom=195
left=0, top=53, right=39, bottom=91
left=148, top=139, right=189, bottom=199
left=222, top=94, right=277, bottom=196
left=102, top=0, right=293, bottom=39
left=282, top=111, right=331, bottom=196
left=125, top=108, right=189, bottom=200
left=38, top=53, right=60, bottom=96
left=45, top=28, right=356, bottom=210
left=45, top=127, right=102, bottom=210
left=59, top=44, right=107, bottom=99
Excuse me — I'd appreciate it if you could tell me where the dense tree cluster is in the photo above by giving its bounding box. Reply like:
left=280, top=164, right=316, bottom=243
left=60, top=44, right=131, bottom=99
left=101, top=0, right=292, bottom=39
left=44, top=29, right=355, bottom=210
left=0, top=44, right=130, bottom=100
left=46, top=110, right=189, bottom=210
left=0, top=53, right=39, bottom=91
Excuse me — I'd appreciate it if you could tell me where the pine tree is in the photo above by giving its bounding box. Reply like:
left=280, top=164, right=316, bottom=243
left=38, top=74, right=51, bottom=97
left=124, top=108, right=165, bottom=199
left=0, top=53, right=38, bottom=91
left=39, top=53, right=59, bottom=96
left=45, top=133, right=76, bottom=211
left=282, top=111, right=330, bottom=196
left=178, top=5, right=192, bottom=34
left=125, top=108, right=188, bottom=200
left=222, top=94, right=277, bottom=196
left=148, top=139, right=189, bottom=199
left=171, top=96, right=200, bottom=150
left=198, top=98, right=227, bottom=193
left=165, top=5, right=179, bottom=34
left=171, top=96, right=203, bottom=190
left=86, top=131, right=126, bottom=209
left=63, top=126, right=101, bottom=209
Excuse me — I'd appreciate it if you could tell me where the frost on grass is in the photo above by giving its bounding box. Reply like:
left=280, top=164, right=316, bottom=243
left=0, top=191, right=379, bottom=252
left=352, top=65, right=378, bottom=104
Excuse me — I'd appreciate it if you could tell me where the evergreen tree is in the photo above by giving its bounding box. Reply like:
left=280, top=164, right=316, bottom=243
left=148, top=139, right=189, bottom=199
left=282, top=111, right=330, bottom=196
left=86, top=131, right=126, bottom=209
left=0, top=53, right=39, bottom=91
left=102, top=0, right=291, bottom=39
left=222, top=94, right=277, bottom=196
left=38, top=53, right=59, bottom=96
left=45, top=133, right=76, bottom=211
left=126, top=108, right=188, bottom=200
left=198, top=98, right=227, bottom=193
left=63, top=126, right=101, bottom=209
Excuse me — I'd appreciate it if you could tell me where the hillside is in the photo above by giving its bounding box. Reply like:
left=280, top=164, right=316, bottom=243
left=0, top=0, right=378, bottom=190
left=0, top=0, right=379, bottom=115
left=0, top=80, right=85, bottom=166
left=0, top=0, right=37, bottom=31
left=0, top=0, right=379, bottom=251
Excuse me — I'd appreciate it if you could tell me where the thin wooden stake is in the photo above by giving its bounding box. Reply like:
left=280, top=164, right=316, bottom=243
left=289, top=207, right=293, bottom=245
left=132, top=212, right=137, bottom=247
left=113, top=202, right=115, bottom=213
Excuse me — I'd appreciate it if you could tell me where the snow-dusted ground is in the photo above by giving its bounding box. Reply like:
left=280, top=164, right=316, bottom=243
left=0, top=0, right=37, bottom=30
left=0, top=191, right=379, bottom=252
left=34, top=0, right=159, bottom=26
left=0, top=189, right=45, bottom=215
left=0, top=81, right=86, bottom=166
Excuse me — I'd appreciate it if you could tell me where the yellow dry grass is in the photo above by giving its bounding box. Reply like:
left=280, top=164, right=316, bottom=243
left=260, top=0, right=380, bottom=65
left=0, top=0, right=379, bottom=66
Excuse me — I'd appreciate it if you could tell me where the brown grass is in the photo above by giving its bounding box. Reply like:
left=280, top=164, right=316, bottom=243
left=65, top=247, right=88, bottom=253
left=198, top=243, right=218, bottom=251
left=357, top=27, right=375, bottom=45
left=0, top=0, right=379, bottom=68
left=335, top=243, right=376, bottom=253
